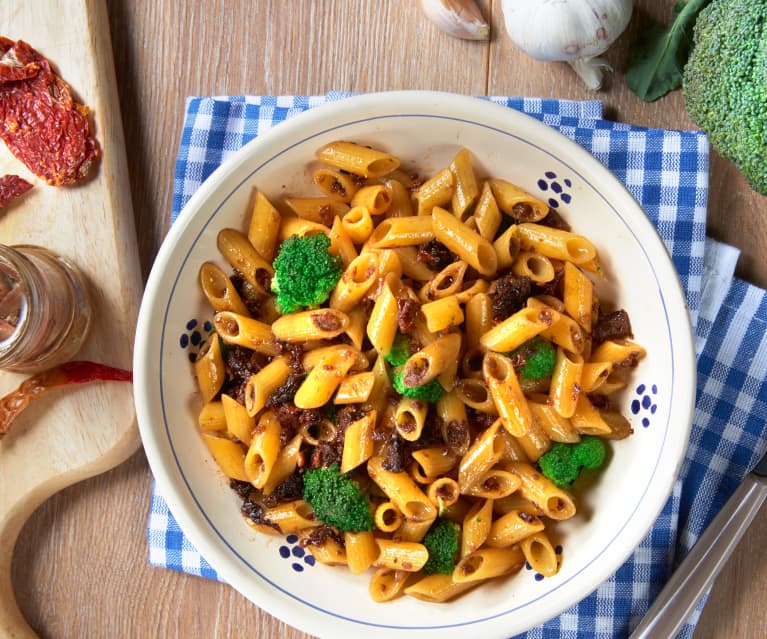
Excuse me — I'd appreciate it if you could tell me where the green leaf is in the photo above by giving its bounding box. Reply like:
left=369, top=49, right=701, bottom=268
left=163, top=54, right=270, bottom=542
left=624, top=0, right=712, bottom=102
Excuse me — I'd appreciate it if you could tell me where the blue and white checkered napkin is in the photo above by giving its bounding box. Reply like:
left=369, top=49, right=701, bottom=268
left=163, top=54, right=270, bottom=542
left=148, top=93, right=767, bottom=638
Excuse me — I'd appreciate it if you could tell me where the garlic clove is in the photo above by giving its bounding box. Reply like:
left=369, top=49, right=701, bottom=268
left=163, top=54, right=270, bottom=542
left=568, top=57, right=612, bottom=91
left=420, top=0, right=490, bottom=41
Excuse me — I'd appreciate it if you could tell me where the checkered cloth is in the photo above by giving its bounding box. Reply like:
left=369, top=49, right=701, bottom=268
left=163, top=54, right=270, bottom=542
left=148, top=94, right=767, bottom=638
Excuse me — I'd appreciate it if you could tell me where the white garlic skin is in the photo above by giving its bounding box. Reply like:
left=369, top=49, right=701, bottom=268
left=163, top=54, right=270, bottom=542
left=420, top=0, right=490, bottom=41
left=501, top=0, right=633, bottom=61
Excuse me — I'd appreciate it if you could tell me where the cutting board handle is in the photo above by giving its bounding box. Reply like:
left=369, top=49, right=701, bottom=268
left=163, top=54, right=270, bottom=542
left=0, top=477, right=50, bottom=639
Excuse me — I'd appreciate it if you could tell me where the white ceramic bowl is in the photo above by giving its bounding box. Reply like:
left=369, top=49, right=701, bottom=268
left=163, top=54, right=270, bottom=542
left=134, top=91, right=695, bottom=638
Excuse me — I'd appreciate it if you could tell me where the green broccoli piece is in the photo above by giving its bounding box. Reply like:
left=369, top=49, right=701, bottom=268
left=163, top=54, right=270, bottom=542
left=384, top=333, right=412, bottom=367
left=271, top=233, right=343, bottom=313
left=682, top=0, right=767, bottom=194
left=301, top=464, right=374, bottom=532
left=422, top=517, right=460, bottom=575
left=391, top=368, right=444, bottom=403
left=508, top=336, right=557, bottom=384
left=538, top=437, right=607, bottom=488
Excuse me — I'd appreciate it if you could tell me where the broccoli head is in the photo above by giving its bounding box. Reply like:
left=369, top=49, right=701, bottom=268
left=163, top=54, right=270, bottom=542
left=538, top=437, right=607, bottom=488
left=301, top=464, right=375, bottom=532
left=384, top=332, right=412, bottom=368
left=271, top=233, right=343, bottom=313
left=508, top=336, right=557, bottom=384
left=682, top=0, right=767, bottom=194
left=422, top=517, right=461, bottom=575
left=391, top=367, right=444, bottom=403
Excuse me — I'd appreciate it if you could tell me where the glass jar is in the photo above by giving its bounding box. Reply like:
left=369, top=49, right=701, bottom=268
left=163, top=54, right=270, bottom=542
left=0, top=244, right=93, bottom=373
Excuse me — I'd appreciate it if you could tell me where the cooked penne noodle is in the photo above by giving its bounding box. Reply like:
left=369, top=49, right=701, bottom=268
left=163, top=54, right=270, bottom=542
left=512, top=251, right=556, bottom=283
left=374, top=539, right=429, bottom=572
left=341, top=205, right=375, bottom=244
left=344, top=531, right=379, bottom=574
left=271, top=308, right=349, bottom=342
left=461, top=498, right=493, bottom=557
left=221, top=393, right=255, bottom=444
left=520, top=531, right=559, bottom=577
left=464, top=292, right=493, bottom=348
left=480, top=305, right=561, bottom=353
left=472, top=180, right=501, bottom=237
left=368, top=455, right=437, bottom=525
left=262, top=434, right=303, bottom=495
left=244, top=410, right=282, bottom=488
left=580, top=361, right=613, bottom=392
left=516, top=223, right=597, bottom=265
left=366, top=273, right=399, bottom=357
left=463, top=468, right=521, bottom=499
left=426, top=477, right=460, bottom=511
left=340, top=409, right=377, bottom=472
left=213, top=311, right=278, bottom=355
left=369, top=568, right=410, bottom=603
left=420, top=260, right=467, bottom=302
left=278, top=217, right=330, bottom=241
left=195, top=334, right=226, bottom=403
left=303, top=533, right=347, bottom=566
left=294, top=345, right=356, bottom=408
left=405, top=573, right=479, bottom=603
left=529, top=399, right=580, bottom=443
left=334, top=371, right=376, bottom=404
left=199, top=261, right=250, bottom=315
left=563, top=261, right=594, bottom=330
left=367, top=214, right=435, bottom=248
left=313, top=167, right=361, bottom=203
left=493, top=223, right=521, bottom=270
left=329, top=252, right=379, bottom=312
left=384, top=178, right=415, bottom=217
left=489, top=178, right=549, bottom=222
left=483, top=351, right=534, bottom=437
left=415, top=167, right=454, bottom=216
left=201, top=433, right=248, bottom=481
left=198, top=400, right=226, bottom=432
left=247, top=190, right=282, bottom=262
left=392, top=246, right=435, bottom=281
left=421, top=295, right=464, bottom=332
left=432, top=207, right=498, bottom=277
left=452, top=546, right=526, bottom=583
left=411, top=446, right=458, bottom=479
left=514, top=415, right=552, bottom=462
left=504, top=461, right=576, bottom=520
left=400, top=333, right=462, bottom=388
left=395, top=396, right=429, bottom=441
left=317, top=141, right=400, bottom=178
left=217, top=228, right=273, bottom=295
left=243, top=356, right=292, bottom=417
left=570, top=394, right=613, bottom=436
left=436, top=391, right=471, bottom=455
left=375, top=501, right=404, bottom=533
left=590, top=339, right=646, bottom=368
left=328, top=216, right=358, bottom=266
left=458, top=418, right=504, bottom=491
left=453, top=378, right=497, bottom=414
left=284, top=196, right=349, bottom=224
left=549, top=348, right=584, bottom=418
left=450, top=148, right=480, bottom=219
left=343, top=307, right=367, bottom=351
left=486, top=509, right=545, bottom=548
left=351, top=183, right=393, bottom=215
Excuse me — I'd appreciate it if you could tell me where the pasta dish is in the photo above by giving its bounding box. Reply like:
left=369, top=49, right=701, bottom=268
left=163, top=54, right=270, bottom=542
left=191, top=141, right=644, bottom=603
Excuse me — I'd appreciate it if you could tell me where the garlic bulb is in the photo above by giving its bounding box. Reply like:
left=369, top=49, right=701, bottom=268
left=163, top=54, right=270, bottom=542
left=501, top=0, right=634, bottom=89
left=420, top=0, right=490, bottom=41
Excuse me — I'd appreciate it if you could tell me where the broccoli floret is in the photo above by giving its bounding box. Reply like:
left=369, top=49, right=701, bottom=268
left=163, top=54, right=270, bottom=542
left=271, top=233, right=343, bottom=313
left=422, top=517, right=460, bottom=575
left=384, top=333, right=412, bottom=367
left=392, top=367, right=444, bottom=403
left=682, top=0, right=767, bottom=194
left=301, top=464, right=374, bottom=532
left=538, top=437, right=607, bottom=488
left=508, top=336, right=557, bottom=383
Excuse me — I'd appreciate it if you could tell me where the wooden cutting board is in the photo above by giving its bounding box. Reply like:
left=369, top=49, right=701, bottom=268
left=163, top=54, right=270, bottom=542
left=0, top=1, right=143, bottom=637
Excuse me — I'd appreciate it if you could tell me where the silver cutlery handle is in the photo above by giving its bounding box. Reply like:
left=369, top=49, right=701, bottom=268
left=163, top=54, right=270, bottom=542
left=629, top=473, right=767, bottom=639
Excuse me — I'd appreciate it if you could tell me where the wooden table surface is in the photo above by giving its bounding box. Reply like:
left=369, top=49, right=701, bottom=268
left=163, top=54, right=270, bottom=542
left=10, top=1, right=767, bottom=638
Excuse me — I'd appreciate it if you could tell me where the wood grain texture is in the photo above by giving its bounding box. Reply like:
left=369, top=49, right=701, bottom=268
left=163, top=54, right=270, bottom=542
left=7, top=1, right=767, bottom=638
left=0, top=0, right=142, bottom=637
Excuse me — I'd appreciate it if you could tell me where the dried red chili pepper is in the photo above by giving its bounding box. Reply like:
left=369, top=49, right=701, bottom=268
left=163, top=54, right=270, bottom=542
left=0, top=174, right=32, bottom=208
left=0, top=361, right=132, bottom=437
left=0, top=37, right=100, bottom=186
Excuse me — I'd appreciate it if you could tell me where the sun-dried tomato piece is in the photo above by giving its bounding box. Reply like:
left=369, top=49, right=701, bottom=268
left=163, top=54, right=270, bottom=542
left=0, top=173, right=32, bottom=207
left=0, top=37, right=100, bottom=186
